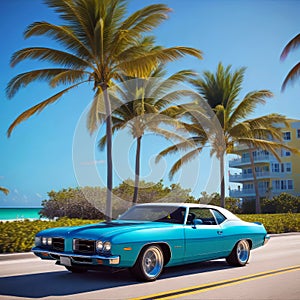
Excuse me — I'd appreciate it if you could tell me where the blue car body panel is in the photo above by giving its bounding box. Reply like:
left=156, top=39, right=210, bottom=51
left=32, top=203, right=269, bottom=270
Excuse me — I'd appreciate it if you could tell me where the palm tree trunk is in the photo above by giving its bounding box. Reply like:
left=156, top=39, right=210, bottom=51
left=133, top=136, right=142, bottom=205
left=249, top=150, right=261, bottom=214
left=102, top=85, right=113, bottom=221
left=220, top=152, right=225, bottom=208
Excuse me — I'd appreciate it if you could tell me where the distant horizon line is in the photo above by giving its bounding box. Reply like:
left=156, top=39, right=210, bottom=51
left=0, top=206, right=42, bottom=209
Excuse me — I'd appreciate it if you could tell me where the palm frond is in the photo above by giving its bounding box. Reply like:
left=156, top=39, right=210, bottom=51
left=119, top=46, right=202, bottom=77
left=228, top=90, right=273, bottom=128
left=50, top=69, right=90, bottom=87
left=280, top=33, right=300, bottom=60
left=24, top=21, right=94, bottom=60
left=168, top=148, right=203, bottom=179
left=281, top=62, right=300, bottom=91
left=10, top=47, right=93, bottom=69
left=87, top=89, right=106, bottom=134
left=6, top=68, right=83, bottom=98
left=7, top=81, right=87, bottom=137
left=238, top=137, right=299, bottom=161
left=0, top=187, right=9, bottom=195
left=156, top=137, right=204, bottom=163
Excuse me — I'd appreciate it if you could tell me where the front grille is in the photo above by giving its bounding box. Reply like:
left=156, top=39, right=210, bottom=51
left=73, top=239, right=95, bottom=254
left=52, top=238, right=65, bottom=252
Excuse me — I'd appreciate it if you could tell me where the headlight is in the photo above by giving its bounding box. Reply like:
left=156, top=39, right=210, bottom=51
left=41, top=237, right=52, bottom=246
left=34, top=236, right=41, bottom=246
left=103, top=241, right=111, bottom=252
left=96, top=241, right=103, bottom=251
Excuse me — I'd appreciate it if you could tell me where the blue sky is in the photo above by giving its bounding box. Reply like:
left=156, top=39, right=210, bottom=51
left=0, top=0, right=299, bottom=207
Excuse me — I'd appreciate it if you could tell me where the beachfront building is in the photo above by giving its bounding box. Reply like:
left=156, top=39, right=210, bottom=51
left=229, top=119, right=300, bottom=201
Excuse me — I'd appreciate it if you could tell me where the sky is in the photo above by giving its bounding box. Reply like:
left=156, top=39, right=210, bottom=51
left=0, top=0, right=299, bottom=207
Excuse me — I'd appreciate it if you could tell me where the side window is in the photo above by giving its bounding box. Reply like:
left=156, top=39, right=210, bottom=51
left=212, top=210, right=226, bottom=224
left=188, top=208, right=217, bottom=225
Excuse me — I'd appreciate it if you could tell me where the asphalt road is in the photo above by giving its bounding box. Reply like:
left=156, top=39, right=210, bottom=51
left=0, top=234, right=299, bottom=300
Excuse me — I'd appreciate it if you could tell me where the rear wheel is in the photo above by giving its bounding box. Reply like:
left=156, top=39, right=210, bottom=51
left=131, top=245, right=164, bottom=281
left=226, top=240, right=250, bottom=267
left=65, top=266, right=88, bottom=273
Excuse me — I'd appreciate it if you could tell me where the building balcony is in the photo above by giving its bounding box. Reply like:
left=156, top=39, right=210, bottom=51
left=229, top=188, right=296, bottom=198
left=229, top=188, right=268, bottom=198
left=229, top=154, right=272, bottom=168
left=229, top=171, right=282, bottom=182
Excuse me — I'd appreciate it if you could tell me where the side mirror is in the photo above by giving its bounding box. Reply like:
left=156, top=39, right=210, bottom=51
left=192, top=218, right=203, bottom=228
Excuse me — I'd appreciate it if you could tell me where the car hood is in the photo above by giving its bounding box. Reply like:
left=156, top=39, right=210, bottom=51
left=37, top=220, right=177, bottom=240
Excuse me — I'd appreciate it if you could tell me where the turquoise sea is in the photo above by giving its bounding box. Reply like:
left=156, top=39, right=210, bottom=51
left=0, top=207, right=42, bottom=220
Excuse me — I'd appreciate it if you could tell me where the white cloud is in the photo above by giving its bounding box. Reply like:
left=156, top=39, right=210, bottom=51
left=36, top=193, right=42, bottom=198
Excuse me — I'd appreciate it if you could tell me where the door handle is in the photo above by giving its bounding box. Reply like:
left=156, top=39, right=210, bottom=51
left=217, top=230, right=223, bottom=235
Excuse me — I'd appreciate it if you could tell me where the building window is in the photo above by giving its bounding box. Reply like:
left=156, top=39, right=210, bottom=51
left=287, top=180, right=293, bottom=190
left=273, top=180, right=280, bottom=190
left=297, top=129, right=300, bottom=139
left=285, top=163, right=292, bottom=173
left=281, top=180, right=287, bottom=190
left=272, top=163, right=279, bottom=173
left=283, top=131, right=291, bottom=141
left=281, top=149, right=291, bottom=157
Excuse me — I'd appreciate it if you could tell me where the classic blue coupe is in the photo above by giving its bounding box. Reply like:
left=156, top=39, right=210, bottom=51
left=32, top=203, right=270, bottom=281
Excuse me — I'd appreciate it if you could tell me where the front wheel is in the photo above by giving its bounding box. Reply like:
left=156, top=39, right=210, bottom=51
left=226, top=240, right=250, bottom=267
left=131, top=245, right=164, bottom=281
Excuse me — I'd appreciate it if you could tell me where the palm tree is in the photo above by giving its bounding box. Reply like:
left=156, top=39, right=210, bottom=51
left=6, top=0, right=202, bottom=220
left=280, top=33, right=300, bottom=91
left=157, top=63, right=297, bottom=211
left=0, top=187, right=9, bottom=195
left=98, top=63, right=197, bottom=205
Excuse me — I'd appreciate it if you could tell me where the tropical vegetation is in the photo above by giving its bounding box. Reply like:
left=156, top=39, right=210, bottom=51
left=40, top=181, right=195, bottom=219
left=98, top=63, right=197, bottom=204
left=5, top=0, right=298, bottom=219
left=157, top=63, right=298, bottom=212
left=280, top=33, right=300, bottom=91
left=6, top=0, right=202, bottom=220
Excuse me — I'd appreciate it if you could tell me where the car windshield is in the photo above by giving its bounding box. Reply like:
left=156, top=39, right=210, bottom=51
left=118, top=205, right=186, bottom=224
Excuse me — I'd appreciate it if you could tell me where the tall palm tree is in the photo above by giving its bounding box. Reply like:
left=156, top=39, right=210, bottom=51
left=0, top=187, right=9, bottom=195
left=157, top=63, right=297, bottom=210
left=6, top=0, right=202, bottom=220
left=98, top=63, right=197, bottom=205
left=280, top=33, right=300, bottom=91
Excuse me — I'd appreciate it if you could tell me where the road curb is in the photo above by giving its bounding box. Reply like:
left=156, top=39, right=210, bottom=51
left=269, top=232, right=300, bottom=237
left=0, top=252, right=35, bottom=261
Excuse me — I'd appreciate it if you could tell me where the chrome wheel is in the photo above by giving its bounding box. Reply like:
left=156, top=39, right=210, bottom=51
left=226, top=239, right=250, bottom=267
left=236, top=240, right=249, bottom=264
left=142, top=246, right=164, bottom=279
left=131, top=244, right=164, bottom=281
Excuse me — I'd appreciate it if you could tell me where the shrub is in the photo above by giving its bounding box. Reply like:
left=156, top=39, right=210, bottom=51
left=0, top=218, right=100, bottom=253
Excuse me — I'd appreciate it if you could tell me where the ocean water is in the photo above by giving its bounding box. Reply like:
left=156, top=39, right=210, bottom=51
left=0, top=207, right=42, bottom=220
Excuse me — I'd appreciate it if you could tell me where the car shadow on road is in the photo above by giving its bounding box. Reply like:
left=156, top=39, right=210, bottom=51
left=0, top=260, right=231, bottom=298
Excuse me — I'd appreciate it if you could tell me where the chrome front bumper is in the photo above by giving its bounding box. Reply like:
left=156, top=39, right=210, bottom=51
left=32, top=248, right=120, bottom=265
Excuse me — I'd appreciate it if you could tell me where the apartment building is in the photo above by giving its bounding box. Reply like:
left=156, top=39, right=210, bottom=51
left=229, top=119, right=300, bottom=200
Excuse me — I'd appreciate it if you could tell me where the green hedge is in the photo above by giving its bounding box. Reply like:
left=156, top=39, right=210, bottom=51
left=0, top=218, right=100, bottom=253
left=238, top=213, right=300, bottom=234
left=0, top=214, right=299, bottom=253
